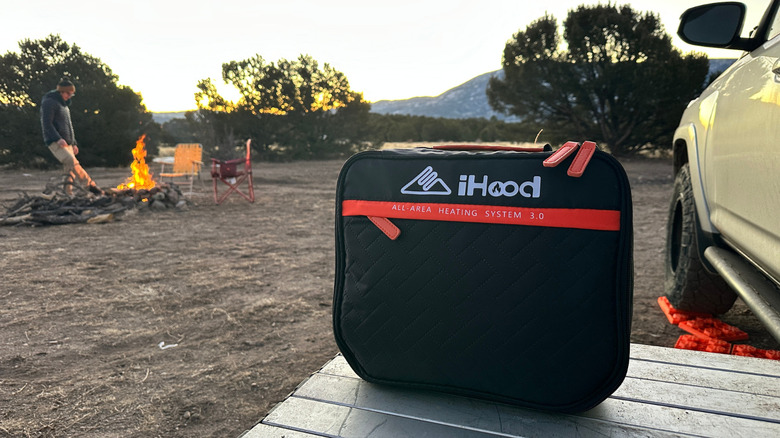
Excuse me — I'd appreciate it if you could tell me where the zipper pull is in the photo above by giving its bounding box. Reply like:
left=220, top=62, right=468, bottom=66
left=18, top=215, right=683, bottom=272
left=543, top=141, right=579, bottom=168
left=567, top=141, right=597, bottom=177
left=433, top=144, right=552, bottom=152
left=368, top=216, right=400, bottom=240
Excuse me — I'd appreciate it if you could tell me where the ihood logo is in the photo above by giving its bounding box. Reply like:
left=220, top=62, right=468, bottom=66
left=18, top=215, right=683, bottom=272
left=458, top=175, right=541, bottom=198
left=401, top=166, right=452, bottom=195
left=401, top=166, right=541, bottom=198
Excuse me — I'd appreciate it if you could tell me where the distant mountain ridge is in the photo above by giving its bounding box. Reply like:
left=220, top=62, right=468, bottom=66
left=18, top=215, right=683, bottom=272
left=369, top=70, right=517, bottom=121
left=151, top=112, right=188, bottom=124
left=708, top=58, right=736, bottom=76
left=370, top=59, right=736, bottom=120
left=152, top=59, right=735, bottom=123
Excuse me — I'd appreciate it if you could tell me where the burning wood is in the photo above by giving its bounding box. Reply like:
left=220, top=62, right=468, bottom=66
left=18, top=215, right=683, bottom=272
left=1, top=133, right=192, bottom=226
left=0, top=181, right=189, bottom=226
left=117, top=134, right=156, bottom=190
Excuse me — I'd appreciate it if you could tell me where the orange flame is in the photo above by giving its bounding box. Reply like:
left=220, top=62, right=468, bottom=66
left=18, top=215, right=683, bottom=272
left=117, top=134, right=156, bottom=190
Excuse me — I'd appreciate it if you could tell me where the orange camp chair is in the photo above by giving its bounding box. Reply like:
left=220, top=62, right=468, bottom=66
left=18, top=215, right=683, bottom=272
left=210, top=139, right=255, bottom=204
left=156, top=143, right=204, bottom=196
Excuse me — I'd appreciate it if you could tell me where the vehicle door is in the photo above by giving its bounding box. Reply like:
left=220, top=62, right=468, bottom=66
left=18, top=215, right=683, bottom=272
left=704, top=1, right=780, bottom=282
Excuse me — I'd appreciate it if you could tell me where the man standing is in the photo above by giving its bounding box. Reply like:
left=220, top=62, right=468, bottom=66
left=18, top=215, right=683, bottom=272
left=40, top=78, right=101, bottom=195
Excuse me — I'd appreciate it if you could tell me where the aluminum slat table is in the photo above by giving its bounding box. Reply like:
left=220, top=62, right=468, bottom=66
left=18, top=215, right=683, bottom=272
left=244, top=344, right=780, bottom=437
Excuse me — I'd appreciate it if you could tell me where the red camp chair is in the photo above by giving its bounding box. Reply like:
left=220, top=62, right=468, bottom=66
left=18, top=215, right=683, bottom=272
left=210, top=139, right=255, bottom=204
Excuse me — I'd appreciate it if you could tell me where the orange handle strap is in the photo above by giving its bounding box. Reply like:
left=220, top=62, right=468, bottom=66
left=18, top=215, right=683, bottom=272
left=543, top=141, right=580, bottom=167
left=567, top=141, right=597, bottom=177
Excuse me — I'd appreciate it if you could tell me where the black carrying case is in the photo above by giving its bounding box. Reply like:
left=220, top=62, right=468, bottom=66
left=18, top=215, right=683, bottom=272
left=333, top=142, right=633, bottom=413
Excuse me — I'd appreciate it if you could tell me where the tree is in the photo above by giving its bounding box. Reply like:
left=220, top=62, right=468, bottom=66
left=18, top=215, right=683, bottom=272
left=195, top=54, right=371, bottom=159
left=487, top=4, right=709, bottom=155
left=0, top=35, right=154, bottom=167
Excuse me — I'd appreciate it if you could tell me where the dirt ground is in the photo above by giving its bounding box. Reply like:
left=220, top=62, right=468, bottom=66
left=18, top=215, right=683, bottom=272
left=1, top=151, right=778, bottom=437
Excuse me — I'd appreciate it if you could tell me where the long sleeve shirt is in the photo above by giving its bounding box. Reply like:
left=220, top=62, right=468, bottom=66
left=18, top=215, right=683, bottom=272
left=40, top=90, right=77, bottom=146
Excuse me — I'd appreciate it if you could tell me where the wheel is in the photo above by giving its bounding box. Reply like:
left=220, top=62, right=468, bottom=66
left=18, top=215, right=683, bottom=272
left=664, top=163, right=737, bottom=314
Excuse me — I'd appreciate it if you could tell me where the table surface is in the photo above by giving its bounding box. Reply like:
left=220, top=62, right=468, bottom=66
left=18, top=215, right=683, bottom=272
left=243, top=343, right=780, bottom=438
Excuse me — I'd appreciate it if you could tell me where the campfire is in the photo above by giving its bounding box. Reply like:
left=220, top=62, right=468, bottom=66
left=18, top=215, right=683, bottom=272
left=1, top=135, right=190, bottom=226
left=117, top=134, right=156, bottom=190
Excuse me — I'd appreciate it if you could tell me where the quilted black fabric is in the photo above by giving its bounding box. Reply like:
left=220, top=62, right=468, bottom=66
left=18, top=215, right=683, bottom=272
left=333, top=148, right=633, bottom=413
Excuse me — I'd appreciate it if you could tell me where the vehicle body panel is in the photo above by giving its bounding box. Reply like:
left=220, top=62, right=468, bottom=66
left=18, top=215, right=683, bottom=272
left=674, top=0, right=780, bottom=284
left=704, top=41, right=780, bottom=282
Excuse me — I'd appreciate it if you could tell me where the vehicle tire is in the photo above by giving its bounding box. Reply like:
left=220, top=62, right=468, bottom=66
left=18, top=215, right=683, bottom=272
left=664, top=163, right=737, bottom=314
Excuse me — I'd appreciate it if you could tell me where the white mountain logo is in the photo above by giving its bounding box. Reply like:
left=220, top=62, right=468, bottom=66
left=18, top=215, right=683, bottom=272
left=400, top=166, right=451, bottom=195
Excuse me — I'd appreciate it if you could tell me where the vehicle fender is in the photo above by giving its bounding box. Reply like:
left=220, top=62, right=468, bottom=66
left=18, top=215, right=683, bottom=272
left=674, top=123, right=716, bottom=234
left=673, top=121, right=722, bottom=273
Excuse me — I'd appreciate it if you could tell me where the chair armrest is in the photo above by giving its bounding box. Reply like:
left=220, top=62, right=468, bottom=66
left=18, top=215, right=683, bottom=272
left=223, top=158, right=245, bottom=165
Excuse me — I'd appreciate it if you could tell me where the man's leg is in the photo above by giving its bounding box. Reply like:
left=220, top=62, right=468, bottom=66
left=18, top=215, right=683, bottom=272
left=48, top=142, right=97, bottom=194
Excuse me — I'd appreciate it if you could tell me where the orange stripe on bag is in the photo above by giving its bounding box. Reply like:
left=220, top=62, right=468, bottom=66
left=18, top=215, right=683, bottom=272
left=342, top=200, right=620, bottom=231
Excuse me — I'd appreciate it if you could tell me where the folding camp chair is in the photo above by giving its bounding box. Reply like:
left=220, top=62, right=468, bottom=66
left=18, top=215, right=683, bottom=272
left=210, top=139, right=255, bottom=204
left=156, top=143, right=204, bottom=195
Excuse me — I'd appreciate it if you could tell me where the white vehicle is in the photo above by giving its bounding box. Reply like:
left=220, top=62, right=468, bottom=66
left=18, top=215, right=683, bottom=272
left=667, top=0, right=780, bottom=343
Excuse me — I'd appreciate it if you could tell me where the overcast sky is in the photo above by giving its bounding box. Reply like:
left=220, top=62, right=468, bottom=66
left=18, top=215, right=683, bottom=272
left=2, top=0, right=769, bottom=112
